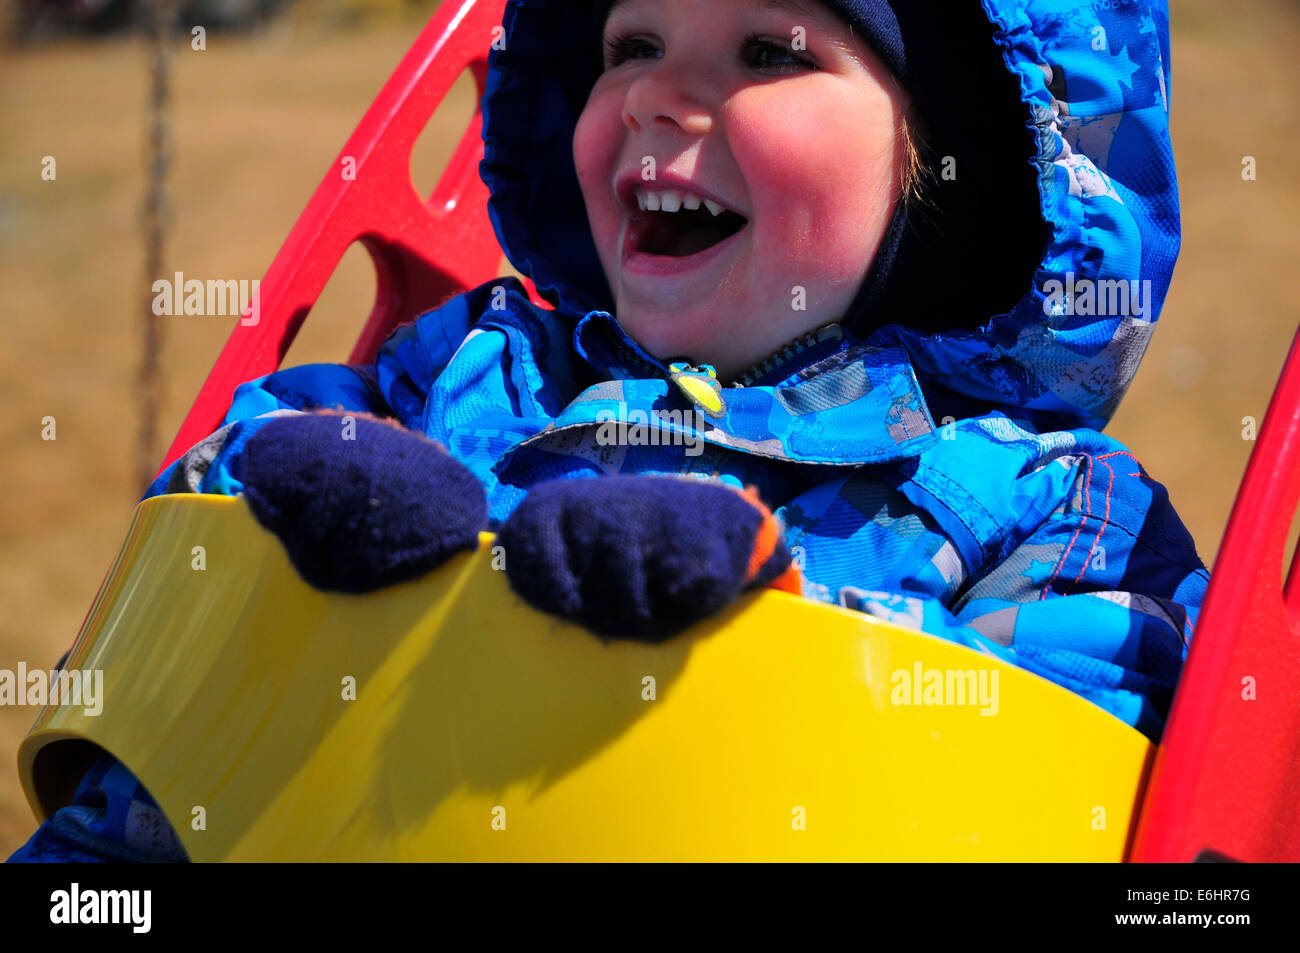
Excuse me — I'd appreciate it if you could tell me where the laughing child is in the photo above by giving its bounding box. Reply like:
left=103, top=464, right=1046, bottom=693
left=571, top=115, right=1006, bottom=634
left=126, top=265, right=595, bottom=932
left=12, top=0, right=1206, bottom=862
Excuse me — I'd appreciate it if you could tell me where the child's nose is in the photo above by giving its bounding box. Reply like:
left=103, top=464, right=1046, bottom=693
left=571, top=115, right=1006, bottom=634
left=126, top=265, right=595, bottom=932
left=621, top=69, right=714, bottom=138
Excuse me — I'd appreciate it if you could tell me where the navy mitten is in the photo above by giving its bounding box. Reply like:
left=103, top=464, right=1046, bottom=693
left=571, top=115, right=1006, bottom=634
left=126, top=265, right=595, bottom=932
left=234, top=410, right=487, bottom=593
left=496, top=475, right=800, bottom=641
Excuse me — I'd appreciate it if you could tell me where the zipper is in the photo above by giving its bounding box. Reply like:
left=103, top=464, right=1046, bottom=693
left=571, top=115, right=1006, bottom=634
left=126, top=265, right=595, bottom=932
left=731, top=324, right=843, bottom=388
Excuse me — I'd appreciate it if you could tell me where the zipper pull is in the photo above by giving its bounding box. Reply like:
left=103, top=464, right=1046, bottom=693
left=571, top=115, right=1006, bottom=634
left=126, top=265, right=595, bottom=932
left=669, top=362, right=726, bottom=419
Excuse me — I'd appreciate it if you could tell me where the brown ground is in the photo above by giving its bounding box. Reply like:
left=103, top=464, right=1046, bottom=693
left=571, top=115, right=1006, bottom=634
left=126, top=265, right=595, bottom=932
left=0, top=1, right=1297, bottom=855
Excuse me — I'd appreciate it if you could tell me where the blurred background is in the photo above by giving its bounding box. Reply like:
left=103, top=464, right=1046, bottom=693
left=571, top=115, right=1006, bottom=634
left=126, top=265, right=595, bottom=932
left=0, top=0, right=1297, bottom=855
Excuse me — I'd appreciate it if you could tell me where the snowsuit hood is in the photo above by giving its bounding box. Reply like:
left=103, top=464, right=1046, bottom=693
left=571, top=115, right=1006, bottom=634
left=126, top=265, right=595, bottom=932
left=480, top=0, right=1180, bottom=431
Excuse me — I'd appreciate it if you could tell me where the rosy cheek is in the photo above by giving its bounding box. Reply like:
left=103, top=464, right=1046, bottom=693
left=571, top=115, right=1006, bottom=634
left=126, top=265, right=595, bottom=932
left=574, top=97, right=625, bottom=228
left=733, top=106, right=830, bottom=233
left=575, top=93, right=610, bottom=168
left=572, top=114, right=602, bottom=200
left=734, top=96, right=896, bottom=281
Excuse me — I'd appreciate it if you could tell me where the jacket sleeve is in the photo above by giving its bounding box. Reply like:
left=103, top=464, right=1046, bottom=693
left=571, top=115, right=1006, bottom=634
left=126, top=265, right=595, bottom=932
left=786, top=418, right=1210, bottom=742
left=5, top=753, right=188, bottom=863
left=947, top=447, right=1205, bottom=740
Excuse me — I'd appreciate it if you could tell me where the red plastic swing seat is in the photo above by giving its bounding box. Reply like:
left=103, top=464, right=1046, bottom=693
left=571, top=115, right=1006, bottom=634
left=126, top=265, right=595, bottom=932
left=1130, top=323, right=1300, bottom=862
left=156, top=0, right=1300, bottom=860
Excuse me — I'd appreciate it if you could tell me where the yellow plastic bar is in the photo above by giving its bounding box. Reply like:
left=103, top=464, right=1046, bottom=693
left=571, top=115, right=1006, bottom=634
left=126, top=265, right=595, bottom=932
left=19, top=495, right=1152, bottom=861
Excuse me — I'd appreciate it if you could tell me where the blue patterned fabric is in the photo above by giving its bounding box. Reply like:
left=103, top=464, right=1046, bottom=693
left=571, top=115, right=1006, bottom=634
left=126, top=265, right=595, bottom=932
left=16, top=0, right=1204, bottom=862
left=7, top=753, right=188, bottom=863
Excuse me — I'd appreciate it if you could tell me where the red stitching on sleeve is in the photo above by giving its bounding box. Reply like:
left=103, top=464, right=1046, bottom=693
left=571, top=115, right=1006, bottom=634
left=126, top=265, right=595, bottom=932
left=1042, top=454, right=1092, bottom=600
left=1067, top=455, right=1116, bottom=595
left=1097, top=449, right=1144, bottom=478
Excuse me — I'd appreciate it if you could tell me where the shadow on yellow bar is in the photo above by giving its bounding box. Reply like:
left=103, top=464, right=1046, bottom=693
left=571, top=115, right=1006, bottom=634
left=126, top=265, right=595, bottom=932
left=18, top=494, right=1152, bottom=861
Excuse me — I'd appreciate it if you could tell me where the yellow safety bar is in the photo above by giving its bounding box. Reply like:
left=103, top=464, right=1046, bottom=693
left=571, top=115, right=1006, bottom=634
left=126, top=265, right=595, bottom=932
left=18, top=494, right=1152, bottom=860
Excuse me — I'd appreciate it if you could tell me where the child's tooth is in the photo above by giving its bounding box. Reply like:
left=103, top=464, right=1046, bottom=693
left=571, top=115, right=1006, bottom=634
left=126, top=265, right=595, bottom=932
left=703, top=199, right=724, bottom=217
left=636, top=190, right=647, bottom=211
left=644, top=191, right=662, bottom=212
left=660, top=190, right=682, bottom=213
left=682, top=193, right=702, bottom=210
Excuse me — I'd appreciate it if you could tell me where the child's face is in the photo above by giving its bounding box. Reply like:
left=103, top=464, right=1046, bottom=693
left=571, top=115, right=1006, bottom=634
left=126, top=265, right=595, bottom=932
left=573, top=0, right=909, bottom=380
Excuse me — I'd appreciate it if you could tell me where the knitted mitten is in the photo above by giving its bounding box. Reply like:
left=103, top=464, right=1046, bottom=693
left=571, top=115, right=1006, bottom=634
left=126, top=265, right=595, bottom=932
left=496, top=475, right=800, bottom=641
left=234, top=410, right=487, bottom=593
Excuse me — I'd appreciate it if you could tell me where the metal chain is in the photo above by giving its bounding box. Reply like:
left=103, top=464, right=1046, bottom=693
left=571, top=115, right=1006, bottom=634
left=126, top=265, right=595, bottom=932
left=138, top=0, right=175, bottom=494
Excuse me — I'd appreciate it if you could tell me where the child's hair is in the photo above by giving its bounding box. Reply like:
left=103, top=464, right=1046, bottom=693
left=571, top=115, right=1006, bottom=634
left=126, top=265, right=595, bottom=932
left=898, top=95, right=936, bottom=220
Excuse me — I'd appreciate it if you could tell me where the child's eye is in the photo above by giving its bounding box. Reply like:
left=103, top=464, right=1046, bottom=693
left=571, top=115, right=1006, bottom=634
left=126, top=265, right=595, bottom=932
left=601, top=31, right=815, bottom=74
left=742, top=34, right=816, bottom=73
left=603, top=33, right=662, bottom=69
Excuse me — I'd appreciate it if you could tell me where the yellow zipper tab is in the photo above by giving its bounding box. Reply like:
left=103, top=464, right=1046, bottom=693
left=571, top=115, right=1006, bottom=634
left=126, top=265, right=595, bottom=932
left=669, top=362, right=726, bottom=419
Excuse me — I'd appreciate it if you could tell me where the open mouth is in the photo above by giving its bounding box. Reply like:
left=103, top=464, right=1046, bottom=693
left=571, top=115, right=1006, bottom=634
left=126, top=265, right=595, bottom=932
left=627, top=188, right=749, bottom=258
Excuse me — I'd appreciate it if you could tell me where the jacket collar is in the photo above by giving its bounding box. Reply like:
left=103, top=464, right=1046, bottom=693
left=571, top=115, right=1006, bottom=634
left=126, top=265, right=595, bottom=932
left=572, top=310, right=670, bottom=381
left=503, top=310, right=942, bottom=467
left=573, top=310, right=859, bottom=386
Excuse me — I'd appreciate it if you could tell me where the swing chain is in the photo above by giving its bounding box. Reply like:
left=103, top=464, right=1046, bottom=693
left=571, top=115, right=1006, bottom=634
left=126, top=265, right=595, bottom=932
left=138, top=0, right=176, bottom=494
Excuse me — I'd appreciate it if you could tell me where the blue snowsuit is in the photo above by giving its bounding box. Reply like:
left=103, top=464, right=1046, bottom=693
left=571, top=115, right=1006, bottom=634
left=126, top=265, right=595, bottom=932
left=11, top=0, right=1205, bottom=862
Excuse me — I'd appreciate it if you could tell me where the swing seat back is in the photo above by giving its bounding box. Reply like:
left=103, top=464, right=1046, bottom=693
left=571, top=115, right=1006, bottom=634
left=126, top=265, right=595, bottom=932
left=160, top=0, right=539, bottom=474
left=1131, top=325, right=1300, bottom=862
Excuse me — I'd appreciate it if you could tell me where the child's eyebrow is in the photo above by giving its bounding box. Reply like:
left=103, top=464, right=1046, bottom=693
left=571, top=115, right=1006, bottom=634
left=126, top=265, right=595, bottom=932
left=603, top=0, right=649, bottom=22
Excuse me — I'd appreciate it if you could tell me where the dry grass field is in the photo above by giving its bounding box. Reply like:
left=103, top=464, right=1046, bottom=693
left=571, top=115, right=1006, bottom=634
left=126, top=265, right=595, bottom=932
left=0, top=0, right=1297, bottom=855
